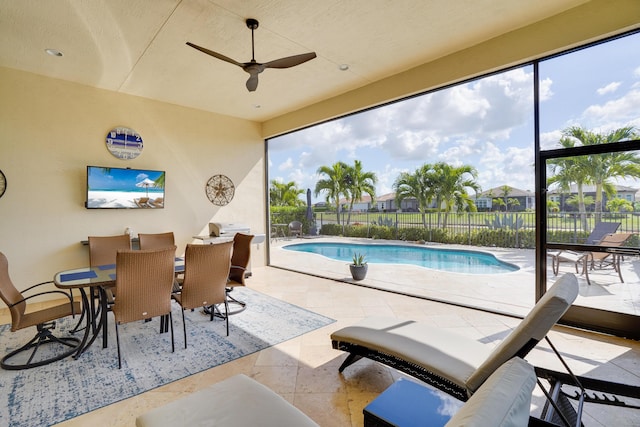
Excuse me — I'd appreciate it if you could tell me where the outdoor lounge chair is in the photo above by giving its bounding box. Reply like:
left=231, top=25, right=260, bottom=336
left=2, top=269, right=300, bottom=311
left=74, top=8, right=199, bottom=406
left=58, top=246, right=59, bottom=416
left=135, top=197, right=151, bottom=207
left=331, top=273, right=640, bottom=425
left=587, top=232, right=634, bottom=280
left=581, top=221, right=621, bottom=244
left=331, top=273, right=579, bottom=402
left=148, top=197, right=164, bottom=208
left=549, top=221, right=620, bottom=275
left=550, top=232, right=634, bottom=285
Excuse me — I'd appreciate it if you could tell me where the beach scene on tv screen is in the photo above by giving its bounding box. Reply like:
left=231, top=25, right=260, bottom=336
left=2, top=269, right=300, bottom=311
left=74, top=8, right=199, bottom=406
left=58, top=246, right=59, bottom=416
left=87, top=166, right=165, bottom=209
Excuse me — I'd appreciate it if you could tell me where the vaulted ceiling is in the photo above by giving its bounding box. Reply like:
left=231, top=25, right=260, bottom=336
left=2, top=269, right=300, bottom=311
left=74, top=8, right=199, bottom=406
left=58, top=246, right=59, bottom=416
left=0, top=0, right=608, bottom=122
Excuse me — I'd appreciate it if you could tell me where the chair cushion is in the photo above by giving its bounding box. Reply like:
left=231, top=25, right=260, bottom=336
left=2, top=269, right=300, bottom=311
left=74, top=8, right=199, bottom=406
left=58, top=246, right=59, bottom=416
left=467, top=273, right=577, bottom=391
left=331, top=317, right=493, bottom=393
left=445, top=357, right=536, bottom=427
left=135, top=374, right=318, bottom=427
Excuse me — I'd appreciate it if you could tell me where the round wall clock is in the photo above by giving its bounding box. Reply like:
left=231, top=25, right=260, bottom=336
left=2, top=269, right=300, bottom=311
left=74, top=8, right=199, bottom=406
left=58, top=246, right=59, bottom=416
left=206, top=174, right=235, bottom=206
left=0, top=169, right=6, bottom=199
left=105, top=126, right=143, bottom=160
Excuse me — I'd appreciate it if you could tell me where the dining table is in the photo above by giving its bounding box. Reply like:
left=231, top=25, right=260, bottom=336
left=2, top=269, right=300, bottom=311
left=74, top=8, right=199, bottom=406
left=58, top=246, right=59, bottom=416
left=53, top=257, right=185, bottom=359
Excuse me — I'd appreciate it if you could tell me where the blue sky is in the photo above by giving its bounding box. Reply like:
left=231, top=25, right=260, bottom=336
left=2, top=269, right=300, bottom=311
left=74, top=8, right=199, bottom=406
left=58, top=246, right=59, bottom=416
left=269, top=32, right=640, bottom=204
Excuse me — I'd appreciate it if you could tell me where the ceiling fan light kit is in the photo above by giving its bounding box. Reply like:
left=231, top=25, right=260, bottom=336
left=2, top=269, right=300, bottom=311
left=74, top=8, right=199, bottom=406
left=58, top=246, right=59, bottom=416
left=187, top=18, right=316, bottom=92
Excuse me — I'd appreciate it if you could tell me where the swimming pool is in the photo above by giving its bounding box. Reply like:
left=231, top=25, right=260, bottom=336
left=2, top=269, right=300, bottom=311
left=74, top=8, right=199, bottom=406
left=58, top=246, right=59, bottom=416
left=282, top=242, right=519, bottom=274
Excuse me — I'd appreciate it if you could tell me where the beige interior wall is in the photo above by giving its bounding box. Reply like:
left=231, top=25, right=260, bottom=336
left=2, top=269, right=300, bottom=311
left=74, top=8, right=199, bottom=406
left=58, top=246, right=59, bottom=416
left=262, top=0, right=640, bottom=138
left=0, top=67, right=266, bottom=291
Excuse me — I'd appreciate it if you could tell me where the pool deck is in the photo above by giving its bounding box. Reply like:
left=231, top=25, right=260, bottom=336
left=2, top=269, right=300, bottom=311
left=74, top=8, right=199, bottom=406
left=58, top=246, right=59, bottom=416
left=269, top=236, right=640, bottom=317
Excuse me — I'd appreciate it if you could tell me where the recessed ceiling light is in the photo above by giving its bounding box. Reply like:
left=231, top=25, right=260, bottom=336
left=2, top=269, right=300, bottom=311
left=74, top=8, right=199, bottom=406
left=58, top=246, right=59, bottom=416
left=339, top=64, right=349, bottom=71
left=45, top=48, right=63, bottom=57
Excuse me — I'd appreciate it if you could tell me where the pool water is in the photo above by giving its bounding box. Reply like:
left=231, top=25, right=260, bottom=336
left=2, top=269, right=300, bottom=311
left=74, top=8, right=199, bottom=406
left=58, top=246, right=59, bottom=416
left=282, top=242, right=519, bottom=274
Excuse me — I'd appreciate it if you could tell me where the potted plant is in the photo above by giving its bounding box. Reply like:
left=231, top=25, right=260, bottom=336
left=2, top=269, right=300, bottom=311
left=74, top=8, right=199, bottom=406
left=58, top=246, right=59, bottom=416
left=349, top=252, right=368, bottom=280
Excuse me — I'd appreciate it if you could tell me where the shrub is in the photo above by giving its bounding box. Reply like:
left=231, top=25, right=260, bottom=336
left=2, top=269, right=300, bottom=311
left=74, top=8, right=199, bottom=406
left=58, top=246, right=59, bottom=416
left=271, top=206, right=314, bottom=234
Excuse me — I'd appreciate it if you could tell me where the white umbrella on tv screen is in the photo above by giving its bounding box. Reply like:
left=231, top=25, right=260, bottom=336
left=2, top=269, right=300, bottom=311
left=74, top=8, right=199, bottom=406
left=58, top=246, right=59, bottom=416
left=135, top=178, right=156, bottom=197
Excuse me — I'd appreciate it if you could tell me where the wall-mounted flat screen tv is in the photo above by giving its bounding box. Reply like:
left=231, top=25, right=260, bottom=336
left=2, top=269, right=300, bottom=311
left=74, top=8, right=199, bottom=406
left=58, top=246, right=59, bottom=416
left=86, top=166, right=165, bottom=209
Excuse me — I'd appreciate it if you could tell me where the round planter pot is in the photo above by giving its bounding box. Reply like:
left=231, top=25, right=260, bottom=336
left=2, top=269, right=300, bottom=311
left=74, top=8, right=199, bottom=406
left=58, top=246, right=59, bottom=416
left=349, top=264, right=368, bottom=281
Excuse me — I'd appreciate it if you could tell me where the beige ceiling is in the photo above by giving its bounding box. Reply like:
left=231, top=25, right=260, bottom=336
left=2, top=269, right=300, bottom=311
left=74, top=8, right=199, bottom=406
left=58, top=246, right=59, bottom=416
left=0, top=0, right=592, bottom=122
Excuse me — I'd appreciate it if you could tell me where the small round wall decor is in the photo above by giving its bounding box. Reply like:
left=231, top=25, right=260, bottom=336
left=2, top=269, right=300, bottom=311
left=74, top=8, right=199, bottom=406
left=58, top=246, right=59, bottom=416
left=206, top=174, right=235, bottom=206
left=105, top=127, right=143, bottom=160
left=0, top=169, right=6, bottom=199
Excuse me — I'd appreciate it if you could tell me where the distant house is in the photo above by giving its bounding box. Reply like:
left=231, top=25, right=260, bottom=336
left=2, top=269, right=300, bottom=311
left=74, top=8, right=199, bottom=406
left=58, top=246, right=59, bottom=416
left=476, top=186, right=535, bottom=212
left=336, top=195, right=372, bottom=212
left=335, top=186, right=540, bottom=213
left=337, top=193, right=420, bottom=212
left=547, top=184, right=637, bottom=212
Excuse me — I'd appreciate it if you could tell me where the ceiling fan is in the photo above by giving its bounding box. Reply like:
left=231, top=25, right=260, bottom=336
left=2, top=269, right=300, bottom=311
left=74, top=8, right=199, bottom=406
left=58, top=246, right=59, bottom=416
left=187, top=18, right=316, bottom=92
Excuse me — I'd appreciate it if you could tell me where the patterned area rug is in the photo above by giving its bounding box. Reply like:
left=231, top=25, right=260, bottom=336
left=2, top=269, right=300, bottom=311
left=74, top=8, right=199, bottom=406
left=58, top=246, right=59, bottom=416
left=0, top=288, right=335, bottom=427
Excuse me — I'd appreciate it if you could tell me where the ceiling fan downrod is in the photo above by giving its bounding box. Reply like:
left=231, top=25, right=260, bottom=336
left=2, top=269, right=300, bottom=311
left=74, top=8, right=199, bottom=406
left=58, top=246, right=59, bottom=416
left=246, top=18, right=259, bottom=62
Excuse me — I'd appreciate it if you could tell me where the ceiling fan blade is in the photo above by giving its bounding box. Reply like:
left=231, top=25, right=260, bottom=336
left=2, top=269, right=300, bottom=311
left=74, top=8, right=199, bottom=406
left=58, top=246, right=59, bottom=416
left=264, top=52, right=317, bottom=69
left=186, top=42, right=244, bottom=68
left=246, top=73, right=259, bottom=92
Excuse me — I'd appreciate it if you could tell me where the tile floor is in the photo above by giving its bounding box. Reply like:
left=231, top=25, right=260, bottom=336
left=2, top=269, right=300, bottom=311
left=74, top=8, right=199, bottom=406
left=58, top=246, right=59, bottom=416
left=2, top=266, right=640, bottom=426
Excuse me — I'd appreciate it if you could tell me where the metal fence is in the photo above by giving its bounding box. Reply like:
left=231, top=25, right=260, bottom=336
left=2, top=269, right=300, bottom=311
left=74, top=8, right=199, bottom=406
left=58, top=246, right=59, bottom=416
left=309, top=211, right=640, bottom=248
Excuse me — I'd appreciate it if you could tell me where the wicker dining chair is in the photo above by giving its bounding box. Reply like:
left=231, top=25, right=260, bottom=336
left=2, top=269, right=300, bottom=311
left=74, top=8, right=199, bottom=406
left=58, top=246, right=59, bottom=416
left=88, top=233, right=132, bottom=298
left=173, top=241, right=233, bottom=345
left=0, top=251, right=82, bottom=370
left=138, top=232, right=175, bottom=250
left=138, top=232, right=181, bottom=292
left=87, top=234, right=132, bottom=344
left=112, top=246, right=176, bottom=369
left=225, top=233, right=254, bottom=313
left=88, top=234, right=132, bottom=267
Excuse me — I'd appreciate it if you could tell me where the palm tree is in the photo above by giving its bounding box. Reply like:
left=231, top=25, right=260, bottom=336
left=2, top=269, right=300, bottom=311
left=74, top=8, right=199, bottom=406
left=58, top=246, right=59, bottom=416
left=393, top=164, right=435, bottom=227
left=499, top=185, right=512, bottom=212
left=344, top=160, right=377, bottom=225
left=429, top=162, right=480, bottom=227
left=577, top=126, right=640, bottom=219
left=314, top=162, right=350, bottom=225
left=547, top=199, right=560, bottom=213
left=269, top=180, right=305, bottom=207
left=607, top=197, right=634, bottom=213
left=547, top=136, right=593, bottom=231
left=549, top=125, right=640, bottom=226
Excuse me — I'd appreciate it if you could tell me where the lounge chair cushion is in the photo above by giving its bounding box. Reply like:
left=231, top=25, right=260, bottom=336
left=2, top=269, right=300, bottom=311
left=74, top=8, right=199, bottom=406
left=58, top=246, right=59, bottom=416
left=135, top=374, right=318, bottom=427
left=331, top=317, right=493, bottom=393
left=467, top=273, right=578, bottom=391
left=446, top=357, right=536, bottom=427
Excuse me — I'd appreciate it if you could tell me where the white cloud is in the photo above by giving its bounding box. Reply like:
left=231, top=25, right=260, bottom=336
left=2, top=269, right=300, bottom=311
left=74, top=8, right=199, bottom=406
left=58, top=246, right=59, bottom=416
left=375, top=164, right=407, bottom=196
left=475, top=143, right=534, bottom=191
left=278, top=157, right=293, bottom=171
left=540, top=129, right=563, bottom=150
left=583, top=89, right=640, bottom=126
left=539, top=77, right=554, bottom=101
left=596, top=82, right=621, bottom=95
